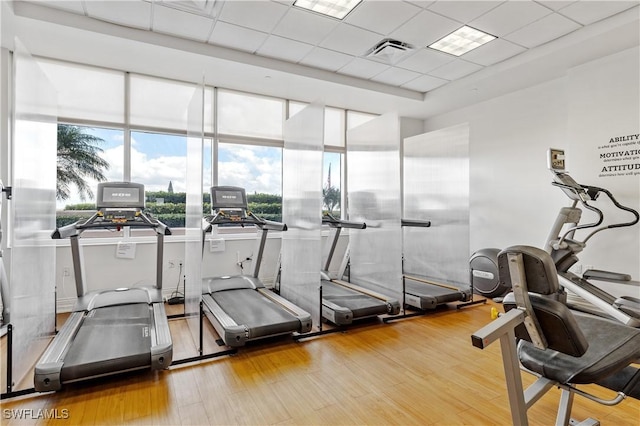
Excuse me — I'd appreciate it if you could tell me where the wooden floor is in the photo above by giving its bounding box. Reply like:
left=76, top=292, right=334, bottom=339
left=1, top=299, right=639, bottom=425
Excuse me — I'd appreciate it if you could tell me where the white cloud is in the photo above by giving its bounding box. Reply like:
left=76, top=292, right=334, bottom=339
left=130, top=149, right=187, bottom=193
left=218, top=145, right=281, bottom=195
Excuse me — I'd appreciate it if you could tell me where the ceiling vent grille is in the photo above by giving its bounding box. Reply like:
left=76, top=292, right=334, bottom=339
left=157, top=0, right=218, bottom=16
left=365, top=38, right=414, bottom=64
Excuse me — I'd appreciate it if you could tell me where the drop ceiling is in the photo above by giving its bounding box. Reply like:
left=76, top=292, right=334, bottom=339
left=4, top=0, right=639, bottom=118
left=18, top=0, right=639, bottom=94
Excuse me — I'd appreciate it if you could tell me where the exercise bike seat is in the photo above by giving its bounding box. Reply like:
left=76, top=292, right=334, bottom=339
left=501, top=246, right=640, bottom=388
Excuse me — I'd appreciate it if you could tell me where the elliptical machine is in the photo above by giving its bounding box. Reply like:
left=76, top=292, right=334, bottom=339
left=545, top=148, right=640, bottom=326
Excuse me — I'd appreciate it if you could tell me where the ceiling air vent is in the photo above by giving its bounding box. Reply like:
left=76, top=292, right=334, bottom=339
left=365, top=38, right=414, bottom=64
left=157, top=0, right=218, bottom=16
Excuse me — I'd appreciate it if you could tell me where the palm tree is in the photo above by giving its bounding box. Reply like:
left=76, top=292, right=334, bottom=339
left=323, top=185, right=340, bottom=214
left=57, top=124, right=110, bottom=201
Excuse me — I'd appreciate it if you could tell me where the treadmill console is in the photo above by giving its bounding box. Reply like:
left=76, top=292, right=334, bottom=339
left=210, top=186, right=248, bottom=221
left=97, top=182, right=145, bottom=210
left=52, top=181, right=171, bottom=239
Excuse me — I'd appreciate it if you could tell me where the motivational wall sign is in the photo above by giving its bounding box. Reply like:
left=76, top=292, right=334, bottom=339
left=597, top=133, right=640, bottom=178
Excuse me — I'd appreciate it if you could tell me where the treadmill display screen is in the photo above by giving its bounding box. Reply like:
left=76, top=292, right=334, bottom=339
left=97, top=182, right=145, bottom=209
left=211, top=187, right=247, bottom=209
left=102, top=187, right=140, bottom=204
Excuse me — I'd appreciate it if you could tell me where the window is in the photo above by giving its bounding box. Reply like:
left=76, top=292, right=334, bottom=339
left=218, top=90, right=284, bottom=140
left=40, top=58, right=379, bottom=233
left=288, top=102, right=344, bottom=217
left=39, top=59, right=124, bottom=124
left=323, top=152, right=342, bottom=216
left=218, top=143, right=282, bottom=222
left=56, top=125, right=124, bottom=227
left=130, top=131, right=187, bottom=227
left=130, top=75, right=214, bottom=133
left=324, top=107, right=345, bottom=147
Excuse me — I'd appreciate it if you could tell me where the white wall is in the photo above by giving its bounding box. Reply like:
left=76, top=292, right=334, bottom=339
left=424, top=48, right=640, bottom=293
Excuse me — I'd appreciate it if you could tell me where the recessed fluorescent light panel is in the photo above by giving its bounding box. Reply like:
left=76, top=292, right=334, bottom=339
left=294, top=0, right=362, bottom=20
left=428, top=26, right=496, bottom=56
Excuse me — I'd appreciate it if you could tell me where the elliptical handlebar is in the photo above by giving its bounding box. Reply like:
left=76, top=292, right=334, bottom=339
left=551, top=177, right=639, bottom=246
left=579, top=185, right=639, bottom=244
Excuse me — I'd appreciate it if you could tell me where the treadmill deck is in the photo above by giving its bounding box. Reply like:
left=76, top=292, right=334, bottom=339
left=210, top=288, right=302, bottom=339
left=60, top=303, right=152, bottom=383
left=322, top=280, right=388, bottom=320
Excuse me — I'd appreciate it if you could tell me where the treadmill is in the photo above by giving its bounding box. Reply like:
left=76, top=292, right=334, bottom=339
left=35, top=182, right=173, bottom=392
left=402, top=219, right=485, bottom=310
left=202, top=186, right=311, bottom=347
left=320, top=213, right=400, bottom=325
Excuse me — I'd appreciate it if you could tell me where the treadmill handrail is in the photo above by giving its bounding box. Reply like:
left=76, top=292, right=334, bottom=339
left=322, top=212, right=366, bottom=229
left=204, top=210, right=287, bottom=231
left=402, top=219, right=432, bottom=228
left=52, top=210, right=171, bottom=239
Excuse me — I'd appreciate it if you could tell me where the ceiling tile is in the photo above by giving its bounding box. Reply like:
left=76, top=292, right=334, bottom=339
left=319, top=23, right=383, bottom=56
left=462, top=38, right=526, bottom=66
left=257, top=35, right=315, bottom=63
left=345, top=1, right=422, bottom=35
left=428, top=59, right=483, bottom=80
left=208, top=21, right=268, bottom=53
left=401, top=74, right=447, bottom=92
left=396, top=48, right=454, bottom=73
left=153, top=5, right=214, bottom=42
left=556, top=1, right=639, bottom=25
left=32, top=0, right=85, bottom=14
left=504, top=12, right=581, bottom=49
left=535, top=1, right=578, bottom=12
left=389, top=9, right=460, bottom=47
left=427, top=1, right=504, bottom=24
left=337, top=58, right=390, bottom=79
left=273, top=7, right=338, bottom=45
left=218, top=1, right=289, bottom=33
left=469, top=1, right=552, bottom=37
left=371, top=66, right=422, bottom=86
left=405, top=1, right=436, bottom=9
left=299, top=47, right=353, bottom=72
left=84, top=0, right=152, bottom=30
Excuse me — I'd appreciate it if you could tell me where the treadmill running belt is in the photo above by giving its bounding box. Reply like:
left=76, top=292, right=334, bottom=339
left=322, top=280, right=387, bottom=318
left=61, top=304, right=152, bottom=382
left=405, top=279, right=466, bottom=305
left=88, top=303, right=151, bottom=320
left=211, top=289, right=300, bottom=338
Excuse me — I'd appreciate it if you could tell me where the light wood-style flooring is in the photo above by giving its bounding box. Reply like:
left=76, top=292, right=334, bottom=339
left=1, top=299, right=639, bottom=425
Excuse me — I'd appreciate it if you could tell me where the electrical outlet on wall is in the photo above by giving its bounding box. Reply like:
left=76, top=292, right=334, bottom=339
left=63, top=267, right=71, bottom=277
